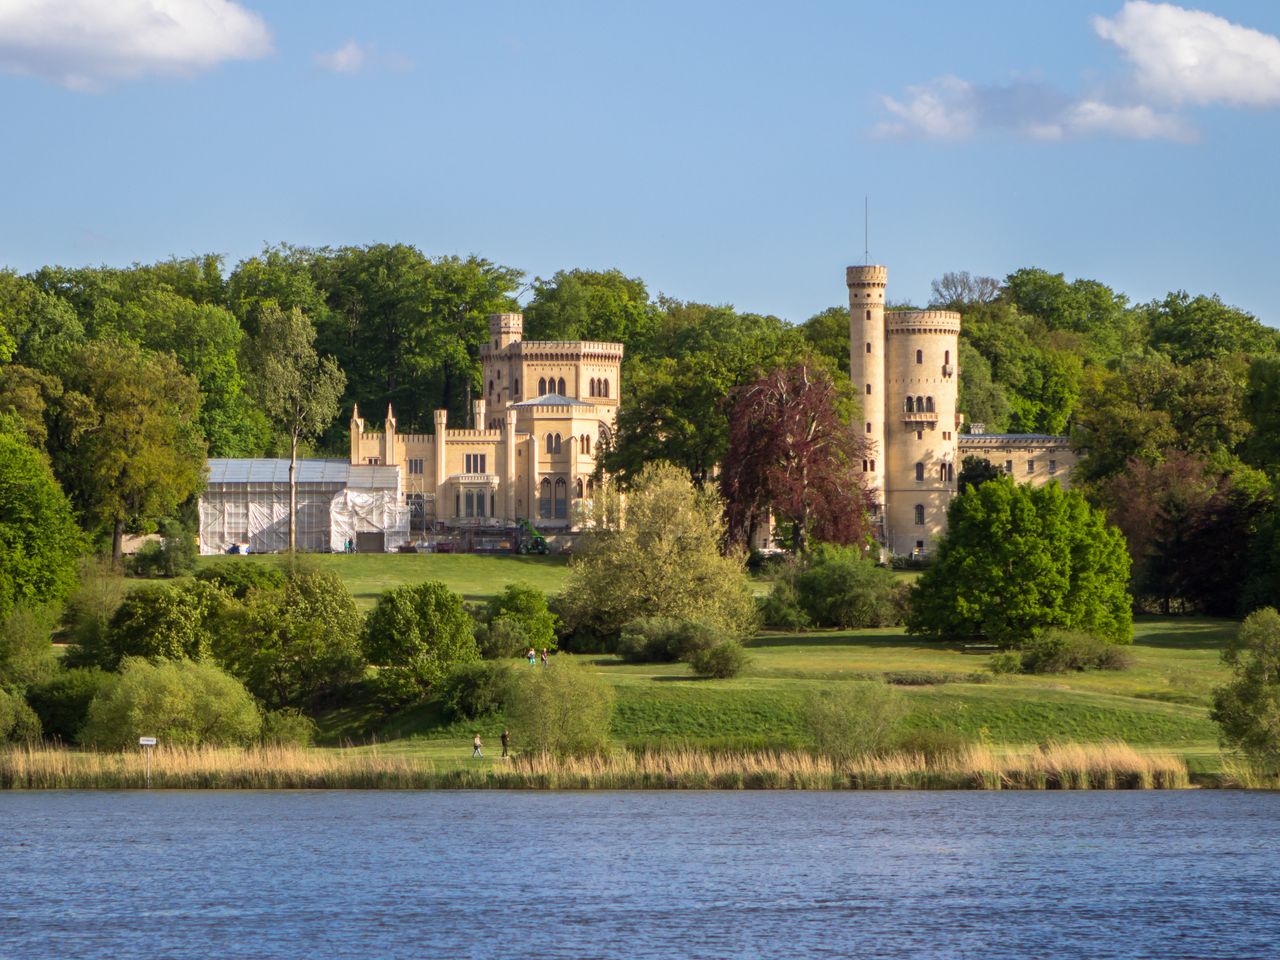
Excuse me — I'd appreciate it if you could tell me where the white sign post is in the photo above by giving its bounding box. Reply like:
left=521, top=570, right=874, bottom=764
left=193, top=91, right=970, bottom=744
left=139, top=737, right=157, bottom=788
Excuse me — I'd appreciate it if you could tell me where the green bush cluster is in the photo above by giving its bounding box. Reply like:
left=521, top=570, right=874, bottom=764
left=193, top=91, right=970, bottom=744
left=471, top=583, right=558, bottom=659
left=761, top=545, right=901, bottom=631
left=126, top=520, right=197, bottom=579
left=440, top=661, right=514, bottom=721
left=987, top=629, right=1135, bottom=675
left=617, top=615, right=749, bottom=678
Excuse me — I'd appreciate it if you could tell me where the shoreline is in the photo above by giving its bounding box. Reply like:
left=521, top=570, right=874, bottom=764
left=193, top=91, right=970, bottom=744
left=1, top=742, right=1212, bottom=791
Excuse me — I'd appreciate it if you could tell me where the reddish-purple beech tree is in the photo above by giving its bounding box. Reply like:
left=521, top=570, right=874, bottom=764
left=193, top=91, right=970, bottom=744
left=720, top=364, right=872, bottom=553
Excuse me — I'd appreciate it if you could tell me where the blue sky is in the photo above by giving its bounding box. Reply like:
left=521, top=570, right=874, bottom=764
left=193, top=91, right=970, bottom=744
left=1, top=0, right=1279, bottom=324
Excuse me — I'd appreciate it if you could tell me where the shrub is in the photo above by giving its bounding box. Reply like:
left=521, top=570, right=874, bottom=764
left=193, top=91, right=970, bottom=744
left=214, top=571, right=366, bottom=710
left=795, top=544, right=899, bottom=629
left=126, top=540, right=166, bottom=578
left=475, top=616, right=532, bottom=659
left=1020, top=629, right=1134, bottom=674
left=802, top=682, right=905, bottom=761
left=759, top=579, right=810, bottom=631
left=0, top=688, right=42, bottom=743
left=616, top=616, right=723, bottom=664
left=1212, top=607, right=1280, bottom=770
left=0, top=604, right=57, bottom=693
left=98, top=579, right=227, bottom=669
left=260, top=709, right=318, bottom=747
left=26, top=667, right=114, bottom=743
left=80, top=658, right=262, bottom=750
left=194, top=561, right=285, bottom=599
left=482, top=584, right=558, bottom=652
left=688, top=641, right=749, bottom=679
left=157, top=519, right=198, bottom=577
left=363, top=581, right=479, bottom=706
left=504, top=658, right=614, bottom=758
left=61, top=559, right=129, bottom=669
left=988, top=650, right=1024, bottom=675
left=440, top=661, right=514, bottom=721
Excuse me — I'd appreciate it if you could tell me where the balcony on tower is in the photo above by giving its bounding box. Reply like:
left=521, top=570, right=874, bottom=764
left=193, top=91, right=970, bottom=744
left=901, top=395, right=938, bottom=425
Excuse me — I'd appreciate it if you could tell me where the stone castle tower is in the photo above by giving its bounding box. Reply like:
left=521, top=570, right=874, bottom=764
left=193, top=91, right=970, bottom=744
left=848, top=265, right=960, bottom=556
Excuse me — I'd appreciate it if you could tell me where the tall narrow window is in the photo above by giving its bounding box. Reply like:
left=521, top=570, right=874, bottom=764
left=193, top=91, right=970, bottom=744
left=914, top=504, right=925, bottom=525
left=925, top=396, right=934, bottom=413
left=554, top=477, right=568, bottom=519
left=948, top=463, right=955, bottom=482
left=865, top=422, right=872, bottom=433
left=476, top=491, right=485, bottom=517
left=1005, top=459, right=1013, bottom=474
left=916, top=395, right=924, bottom=411
left=539, top=478, right=552, bottom=519
left=545, top=433, right=553, bottom=453
left=603, top=379, right=610, bottom=398
left=538, top=377, right=547, bottom=395
left=915, top=462, right=924, bottom=482
left=940, top=464, right=947, bottom=482
left=554, top=433, right=562, bottom=453
left=490, top=493, right=495, bottom=516
left=513, top=377, right=520, bottom=396
left=865, top=341, right=872, bottom=353
left=589, top=379, right=596, bottom=397
left=465, top=491, right=475, bottom=518
left=865, top=310, right=871, bottom=321
left=944, top=350, right=950, bottom=365
left=1049, top=459, right=1057, bottom=475
left=865, top=383, right=872, bottom=395
left=1027, top=460, right=1035, bottom=474
left=906, top=396, right=914, bottom=413
left=916, top=349, right=923, bottom=364
left=557, top=377, right=566, bottom=395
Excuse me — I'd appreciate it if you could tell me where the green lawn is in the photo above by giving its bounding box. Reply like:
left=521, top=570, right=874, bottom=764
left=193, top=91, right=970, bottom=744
left=315, top=610, right=1238, bottom=773
left=196, top=553, right=572, bottom=608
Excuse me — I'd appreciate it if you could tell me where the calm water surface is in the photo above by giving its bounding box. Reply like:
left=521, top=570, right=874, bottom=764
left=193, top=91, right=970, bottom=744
left=2, top=791, right=1278, bottom=959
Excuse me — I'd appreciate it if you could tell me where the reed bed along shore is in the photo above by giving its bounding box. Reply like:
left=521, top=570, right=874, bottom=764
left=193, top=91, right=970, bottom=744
left=0, top=741, right=1189, bottom=791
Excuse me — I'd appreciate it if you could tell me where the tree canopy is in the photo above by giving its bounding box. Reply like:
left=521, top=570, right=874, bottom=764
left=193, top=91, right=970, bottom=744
left=907, top=477, right=1132, bottom=647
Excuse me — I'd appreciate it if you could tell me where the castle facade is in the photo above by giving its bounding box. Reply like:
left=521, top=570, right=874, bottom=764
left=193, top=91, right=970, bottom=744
left=349, top=312, right=622, bottom=532
left=847, top=265, right=1077, bottom=556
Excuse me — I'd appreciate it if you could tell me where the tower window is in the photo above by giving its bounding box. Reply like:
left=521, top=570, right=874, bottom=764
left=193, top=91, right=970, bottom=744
left=916, top=349, right=923, bottom=364
left=865, top=422, right=872, bottom=434
left=865, top=383, right=872, bottom=395
left=539, top=377, right=547, bottom=395
left=914, top=505, right=925, bottom=525
left=865, top=341, right=872, bottom=353
left=905, top=397, right=914, bottom=413
left=916, top=431, right=923, bottom=440
left=925, top=396, right=934, bottom=413
left=514, top=377, right=519, bottom=396
left=865, top=310, right=871, bottom=321
left=1028, top=460, right=1036, bottom=474
left=1005, top=460, right=1014, bottom=474
left=557, top=377, right=566, bottom=395
left=915, top=462, right=924, bottom=482
left=870, top=460, right=876, bottom=471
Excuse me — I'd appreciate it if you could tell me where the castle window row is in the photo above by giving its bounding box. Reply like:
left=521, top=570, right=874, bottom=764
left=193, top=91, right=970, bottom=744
left=904, top=396, right=935, bottom=413
left=539, top=376, right=568, bottom=396
left=465, top=453, right=487, bottom=474
left=588, top=378, right=611, bottom=398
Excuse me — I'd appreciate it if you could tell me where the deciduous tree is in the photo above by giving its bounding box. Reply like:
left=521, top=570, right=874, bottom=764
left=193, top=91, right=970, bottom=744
left=720, top=363, right=871, bottom=553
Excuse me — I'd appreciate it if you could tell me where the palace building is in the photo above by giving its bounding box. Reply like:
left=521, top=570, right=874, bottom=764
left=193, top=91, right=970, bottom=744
left=199, top=312, right=621, bottom=554
left=847, top=264, right=1077, bottom=557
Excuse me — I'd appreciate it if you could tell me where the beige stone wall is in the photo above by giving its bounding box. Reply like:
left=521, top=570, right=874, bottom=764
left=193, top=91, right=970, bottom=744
left=351, top=312, right=622, bottom=532
left=957, top=436, right=1077, bottom=489
left=882, top=310, right=961, bottom=556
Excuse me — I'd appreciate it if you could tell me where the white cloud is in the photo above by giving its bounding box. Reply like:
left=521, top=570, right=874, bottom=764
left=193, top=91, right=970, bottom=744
left=0, top=0, right=272, bottom=92
left=314, top=40, right=412, bottom=75
left=315, top=40, right=366, bottom=74
left=872, top=75, right=1190, bottom=143
left=1094, top=1, right=1280, bottom=106
left=1062, top=99, right=1197, bottom=141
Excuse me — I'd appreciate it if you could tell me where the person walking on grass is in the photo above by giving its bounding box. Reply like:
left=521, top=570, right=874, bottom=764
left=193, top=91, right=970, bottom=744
left=527, top=647, right=536, bottom=666
left=472, top=733, right=483, bottom=758
left=540, top=648, right=548, bottom=667
left=501, top=729, right=510, bottom=759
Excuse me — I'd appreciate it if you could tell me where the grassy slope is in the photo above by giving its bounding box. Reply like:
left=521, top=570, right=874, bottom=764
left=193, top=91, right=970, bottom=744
left=189, top=555, right=1232, bottom=770
left=195, top=553, right=571, bottom=609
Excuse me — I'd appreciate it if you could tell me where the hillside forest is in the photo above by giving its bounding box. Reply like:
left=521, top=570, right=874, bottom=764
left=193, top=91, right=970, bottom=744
left=3, top=246, right=1280, bottom=617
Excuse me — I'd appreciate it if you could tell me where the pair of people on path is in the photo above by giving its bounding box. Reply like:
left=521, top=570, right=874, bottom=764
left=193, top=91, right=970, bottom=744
left=473, top=729, right=511, bottom=758
left=526, top=648, right=550, bottom=667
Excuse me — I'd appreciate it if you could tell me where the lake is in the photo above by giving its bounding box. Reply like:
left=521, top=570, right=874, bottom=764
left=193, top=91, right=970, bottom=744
left=3, top=791, right=1278, bottom=959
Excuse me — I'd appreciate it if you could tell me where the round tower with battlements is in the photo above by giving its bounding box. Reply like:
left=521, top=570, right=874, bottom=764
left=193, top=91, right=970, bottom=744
left=847, top=265, right=889, bottom=523
left=883, top=308, right=960, bottom=557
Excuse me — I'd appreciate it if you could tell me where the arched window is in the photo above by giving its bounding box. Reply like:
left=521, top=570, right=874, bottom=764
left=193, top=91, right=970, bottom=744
left=455, top=492, right=460, bottom=516
left=539, top=478, right=552, bottom=518
left=925, top=396, right=935, bottom=413
left=862, top=459, right=869, bottom=472
left=545, top=433, right=553, bottom=453
left=538, top=377, right=547, bottom=395
left=940, top=464, right=947, bottom=482
left=554, top=433, right=562, bottom=453
left=587, top=478, right=595, bottom=495
left=554, top=478, right=568, bottom=519
left=477, top=491, right=485, bottom=517
left=575, top=478, right=584, bottom=498
left=465, top=491, right=475, bottom=518
left=870, top=459, right=876, bottom=471
left=583, top=435, right=591, bottom=454
left=945, top=350, right=950, bottom=365
left=948, top=463, right=955, bottom=482
left=865, top=310, right=871, bottom=321
left=589, top=379, right=596, bottom=397
left=915, top=462, right=924, bottom=482
left=602, top=379, right=610, bottom=398
left=914, top=504, right=925, bottom=525
left=865, top=421, right=872, bottom=433
left=905, top=396, right=914, bottom=413
left=915, top=395, right=924, bottom=411
left=916, top=349, right=923, bottom=364
left=513, top=377, right=520, bottom=397
left=497, top=369, right=501, bottom=381
left=490, top=492, right=496, bottom=516
left=557, top=377, right=566, bottom=396
left=488, top=379, right=494, bottom=394
left=865, top=341, right=872, bottom=353
left=865, top=383, right=872, bottom=395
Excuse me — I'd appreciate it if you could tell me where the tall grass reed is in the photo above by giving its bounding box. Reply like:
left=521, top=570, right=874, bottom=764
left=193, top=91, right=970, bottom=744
left=1, top=741, right=1189, bottom=790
